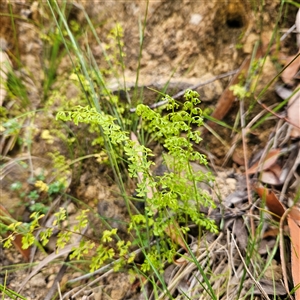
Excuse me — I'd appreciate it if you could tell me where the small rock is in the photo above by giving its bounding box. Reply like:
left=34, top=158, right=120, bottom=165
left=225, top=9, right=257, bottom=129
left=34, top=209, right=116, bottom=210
left=190, top=14, right=203, bottom=25
left=29, top=272, right=46, bottom=287
left=46, top=274, right=55, bottom=289
left=243, top=33, right=258, bottom=54
left=264, top=259, right=282, bottom=281
left=225, top=178, right=237, bottom=191
left=217, top=172, right=227, bottom=179
left=67, top=202, right=77, bottom=215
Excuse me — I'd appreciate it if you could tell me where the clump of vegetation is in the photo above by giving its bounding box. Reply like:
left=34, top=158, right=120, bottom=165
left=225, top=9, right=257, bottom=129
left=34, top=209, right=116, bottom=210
left=2, top=89, right=217, bottom=279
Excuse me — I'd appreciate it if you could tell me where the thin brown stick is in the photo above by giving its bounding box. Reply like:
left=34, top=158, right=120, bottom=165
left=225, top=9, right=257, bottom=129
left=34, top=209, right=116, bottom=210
left=129, top=70, right=238, bottom=112
left=171, top=69, right=239, bottom=100
left=241, top=124, right=255, bottom=236
left=257, top=100, right=300, bottom=132
left=239, top=71, right=255, bottom=236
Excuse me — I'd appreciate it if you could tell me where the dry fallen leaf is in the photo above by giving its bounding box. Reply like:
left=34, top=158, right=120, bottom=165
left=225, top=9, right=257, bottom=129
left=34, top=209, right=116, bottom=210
left=281, top=52, right=300, bottom=85
left=289, top=206, right=300, bottom=226
left=287, top=86, right=300, bottom=138
left=255, top=186, right=285, bottom=221
left=275, top=84, right=293, bottom=100
left=288, top=212, right=300, bottom=300
left=254, top=279, right=286, bottom=296
left=174, top=255, right=188, bottom=265
left=255, top=186, right=300, bottom=299
left=262, top=228, right=280, bottom=239
left=296, top=9, right=300, bottom=48
left=260, top=163, right=283, bottom=185
left=247, top=149, right=281, bottom=175
left=232, top=217, right=248, bottom=251
left=0, top=49, right=12, bottom=106
left=0, top=204, right=31, bottom=262
left=165, top=222, right=188, bottom=252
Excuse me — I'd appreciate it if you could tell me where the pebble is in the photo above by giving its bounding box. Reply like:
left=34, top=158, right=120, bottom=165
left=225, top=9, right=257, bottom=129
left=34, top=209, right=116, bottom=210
left=28, top=272, right=46, bottom=287
left=225, top=178, right=237, bottom=191
left=67, top=202, right=77, bottom=214
left=190, top=14, right=203, bottom=25
left=46, top=274, right=56, bottom=289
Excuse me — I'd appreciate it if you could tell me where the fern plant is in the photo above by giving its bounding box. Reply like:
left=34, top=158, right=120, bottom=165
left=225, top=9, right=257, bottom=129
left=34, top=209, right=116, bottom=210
left=55, top=89, right=217, bottom=272
left=2, top=90, right=217, bottom=282
left=135, top=91, right=216, bottom=229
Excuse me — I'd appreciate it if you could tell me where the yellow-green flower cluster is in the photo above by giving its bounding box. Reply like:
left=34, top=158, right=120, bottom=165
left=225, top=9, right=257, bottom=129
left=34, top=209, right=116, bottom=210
left=34, top=180, right=49, bottom=193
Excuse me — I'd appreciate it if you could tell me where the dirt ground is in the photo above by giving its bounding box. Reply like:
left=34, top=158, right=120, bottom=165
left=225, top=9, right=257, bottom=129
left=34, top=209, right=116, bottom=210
left=0, top=1, right=299, bottom=299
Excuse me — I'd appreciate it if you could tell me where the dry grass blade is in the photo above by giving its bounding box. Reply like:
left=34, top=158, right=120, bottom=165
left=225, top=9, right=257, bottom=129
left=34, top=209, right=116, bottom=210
left=158, top=233, right=224, bottom=299
left=57, top=282, right=63, bottom=300
left=205, top=57, right=251, bottom=131
left=64, top=269, right=114, bottom=299
left=232, top=234, right=271, bottom=300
